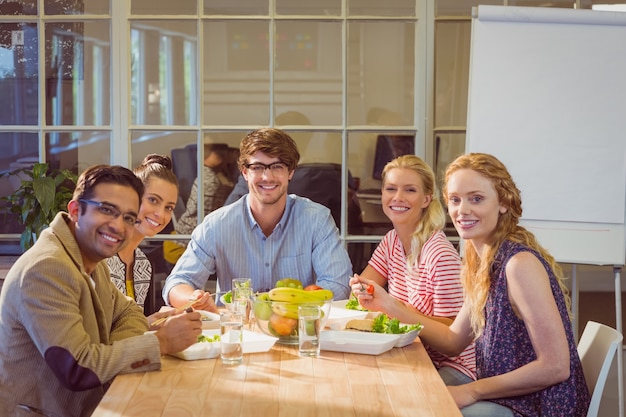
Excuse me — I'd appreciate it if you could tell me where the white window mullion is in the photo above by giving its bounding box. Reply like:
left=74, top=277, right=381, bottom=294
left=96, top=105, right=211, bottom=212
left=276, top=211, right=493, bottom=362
left=269, top=0, right=276, bottom=126
left=38, top=3, right=45, bottom=162
left=163, top=36, right=174, bottom=124
left=416, top=0, right=433, bottom=161
left=110, top=0, right=131, bottom=166
left=340, top=0, right=348, bottom=241
left=93, top=45, right=103, bottom=126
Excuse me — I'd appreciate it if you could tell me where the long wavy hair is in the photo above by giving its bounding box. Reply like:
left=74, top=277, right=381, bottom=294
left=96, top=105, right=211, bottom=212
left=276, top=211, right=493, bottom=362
left=442, top=153, right=570, bottom=338
left=381, top=155, right=446, bottom=269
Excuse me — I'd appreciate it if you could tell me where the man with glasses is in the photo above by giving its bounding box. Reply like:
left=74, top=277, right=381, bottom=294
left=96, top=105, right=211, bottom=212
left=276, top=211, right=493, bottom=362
left=0, top=164, right=202, bottom=417
left=164, top=128, right=352, bottom=311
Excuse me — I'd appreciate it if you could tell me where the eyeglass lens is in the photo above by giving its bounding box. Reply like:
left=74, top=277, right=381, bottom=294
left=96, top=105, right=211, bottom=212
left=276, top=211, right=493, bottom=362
left=80, top=199, right=139, bottom=226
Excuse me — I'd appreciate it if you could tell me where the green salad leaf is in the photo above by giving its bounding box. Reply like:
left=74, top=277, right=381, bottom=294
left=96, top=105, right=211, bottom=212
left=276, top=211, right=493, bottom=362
left=372, top=314, right=423, bottom=334
left=197, top=334, right=221, bottom=343
left=345, top=297, right=368, bottom=311
left=223, top=291, right=232, bottom=304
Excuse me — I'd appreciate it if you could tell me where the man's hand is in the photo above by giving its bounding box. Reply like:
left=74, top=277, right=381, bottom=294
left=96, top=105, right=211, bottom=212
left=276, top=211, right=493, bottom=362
left=155, top=310, right=202, bottom=355
left=147, top=310, right=175, bottom=330
left=169, top=285, right=218, bottom=313
left=189, top=289, right=219, bottom=313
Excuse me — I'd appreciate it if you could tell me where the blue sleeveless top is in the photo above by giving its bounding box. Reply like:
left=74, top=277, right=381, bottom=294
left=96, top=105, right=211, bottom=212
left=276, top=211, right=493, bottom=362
left=474, top=240, right=590, bottom=417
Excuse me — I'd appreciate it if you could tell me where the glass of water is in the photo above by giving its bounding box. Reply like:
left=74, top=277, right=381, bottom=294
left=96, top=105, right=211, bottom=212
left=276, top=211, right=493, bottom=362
left=220, top=309, right=244, bottom=365
left=232, top=278, right=253, bottom=325
left=298, top=304, right=321, bottom=357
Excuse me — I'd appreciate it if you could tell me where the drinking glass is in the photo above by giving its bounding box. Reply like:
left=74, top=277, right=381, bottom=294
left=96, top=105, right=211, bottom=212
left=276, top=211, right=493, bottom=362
left=220, top=310, right=244, bottom=365
left=298, top=304, right=322, bottom=357
left=232, top=278, right=253, bottom=324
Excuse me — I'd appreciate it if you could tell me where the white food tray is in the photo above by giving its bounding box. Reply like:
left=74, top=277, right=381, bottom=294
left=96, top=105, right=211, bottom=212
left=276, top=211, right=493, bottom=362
left=169, top=329, right=278, bottom=361
left=326, top=299, right=369, bottom=330
left=199, top=311, right=221, bottom=329
left=319, top=330, right=400, bottom=355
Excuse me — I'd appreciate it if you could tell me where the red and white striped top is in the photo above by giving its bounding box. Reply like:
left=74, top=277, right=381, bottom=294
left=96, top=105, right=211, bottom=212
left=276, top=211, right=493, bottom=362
left=369, top=229, right=476, bottom=380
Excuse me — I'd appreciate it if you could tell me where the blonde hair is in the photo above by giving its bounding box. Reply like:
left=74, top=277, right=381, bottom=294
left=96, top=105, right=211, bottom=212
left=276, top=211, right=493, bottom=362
left=442, top=153, right=570, bottom=338
left=381, top=155, right=446, bottom=269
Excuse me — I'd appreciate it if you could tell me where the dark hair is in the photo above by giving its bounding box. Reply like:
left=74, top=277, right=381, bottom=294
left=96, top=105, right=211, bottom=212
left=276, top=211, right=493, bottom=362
left=238, top=128, right=300, bottom=171
left=73, top=164, right=145, bottom=203
left=204, top=143, right=231, bottom=175
left=133, top=154, right=179, bottom=189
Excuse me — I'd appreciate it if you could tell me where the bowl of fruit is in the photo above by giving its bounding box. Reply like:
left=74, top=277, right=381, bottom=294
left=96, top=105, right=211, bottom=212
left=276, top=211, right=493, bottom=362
left=251, top=278, right=333, bottom=345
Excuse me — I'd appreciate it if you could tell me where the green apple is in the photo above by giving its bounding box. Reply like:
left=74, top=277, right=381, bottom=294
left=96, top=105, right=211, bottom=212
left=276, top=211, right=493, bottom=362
left=254, top=294, right=273, bottom=321
left=304, top=319, right=319, bottom=336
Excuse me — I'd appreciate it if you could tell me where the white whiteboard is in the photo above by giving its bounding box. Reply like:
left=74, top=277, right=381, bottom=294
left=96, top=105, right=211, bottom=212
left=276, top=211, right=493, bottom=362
left=467, top=5, right=626, bottom=266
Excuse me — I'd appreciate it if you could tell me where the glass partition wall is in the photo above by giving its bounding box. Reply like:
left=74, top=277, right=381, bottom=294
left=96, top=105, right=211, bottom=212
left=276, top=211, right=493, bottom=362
left=0, top=0, right=427, bottom=272
left=0, top=0, right=621, bottom=270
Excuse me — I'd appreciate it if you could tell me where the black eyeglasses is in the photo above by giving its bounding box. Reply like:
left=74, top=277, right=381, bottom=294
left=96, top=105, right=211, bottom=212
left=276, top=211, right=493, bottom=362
left=79, top=199, right=140, bottom=226
left=244, top=162, right=289, bottom=176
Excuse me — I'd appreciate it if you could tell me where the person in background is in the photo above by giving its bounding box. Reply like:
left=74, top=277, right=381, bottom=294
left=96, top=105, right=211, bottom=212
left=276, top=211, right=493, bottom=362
left=350, top=154, right=476, bottom=383
left=354, top=153, right=590, bottom=416
left=163, top=144, right=235, bottom=266
left=163, top=127, right=353, bottom=311
left=0, top=164, right=201, bottom=417
left=108, top=154, right=178, bottom=314
left=175, top=143, right=234, bottom=235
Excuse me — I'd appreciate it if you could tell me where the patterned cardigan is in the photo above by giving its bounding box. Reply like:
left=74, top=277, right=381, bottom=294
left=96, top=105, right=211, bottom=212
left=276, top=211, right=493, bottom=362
left=107, top=248, right=152, bottom=310
left=0, top=212, right=162, bottom=417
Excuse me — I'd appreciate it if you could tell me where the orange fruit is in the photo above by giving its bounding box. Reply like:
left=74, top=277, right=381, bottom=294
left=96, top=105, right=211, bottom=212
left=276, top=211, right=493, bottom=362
left=268, top=313, right=297, bottom=336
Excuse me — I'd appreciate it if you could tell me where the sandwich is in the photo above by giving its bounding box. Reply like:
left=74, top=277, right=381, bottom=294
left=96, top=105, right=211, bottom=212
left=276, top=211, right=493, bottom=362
left=344, top=318, right=375, bottom=332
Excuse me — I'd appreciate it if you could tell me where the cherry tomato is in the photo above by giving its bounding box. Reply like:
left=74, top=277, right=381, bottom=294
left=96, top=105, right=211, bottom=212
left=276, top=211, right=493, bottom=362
left=359, top=283, right=375, bottom=295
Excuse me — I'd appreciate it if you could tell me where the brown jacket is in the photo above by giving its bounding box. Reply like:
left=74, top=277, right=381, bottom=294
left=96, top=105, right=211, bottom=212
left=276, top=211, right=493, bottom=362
left=0, top=212, right=161, bottom=417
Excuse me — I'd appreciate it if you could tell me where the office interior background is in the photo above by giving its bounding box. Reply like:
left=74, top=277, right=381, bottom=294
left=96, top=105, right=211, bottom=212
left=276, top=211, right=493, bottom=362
left=1, top=1, right=625, bottom=415
left=1, top=2, right=625, bottom=295
left=1, top=0, right=625, bottom=289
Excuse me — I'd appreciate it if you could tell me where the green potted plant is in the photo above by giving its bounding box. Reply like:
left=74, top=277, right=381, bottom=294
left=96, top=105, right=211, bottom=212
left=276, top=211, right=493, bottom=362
left=1, top=162, right=77, bottom=251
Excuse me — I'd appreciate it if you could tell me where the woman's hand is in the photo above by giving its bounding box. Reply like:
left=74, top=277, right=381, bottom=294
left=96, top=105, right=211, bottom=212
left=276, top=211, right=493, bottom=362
left=349, top=274, right=389, bottom=311
left=447, top=384, right=478, bottom=409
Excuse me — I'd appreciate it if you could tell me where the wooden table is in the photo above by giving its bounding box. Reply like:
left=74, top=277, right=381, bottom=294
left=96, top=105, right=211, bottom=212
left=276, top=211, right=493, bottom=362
left=92, top=338, right=462, bottom=417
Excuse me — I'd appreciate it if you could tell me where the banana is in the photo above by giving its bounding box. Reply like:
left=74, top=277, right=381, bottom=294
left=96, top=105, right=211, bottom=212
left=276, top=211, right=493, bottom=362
left=268, top=287, right=333, bottom=303
left=271, top=302, right=328, bottom=320
left=271, top=302, right=299, bottom=319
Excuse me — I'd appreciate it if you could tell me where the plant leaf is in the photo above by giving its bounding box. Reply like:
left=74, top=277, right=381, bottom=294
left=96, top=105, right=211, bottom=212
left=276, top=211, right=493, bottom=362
left=33, top=176, right=56, bottom=218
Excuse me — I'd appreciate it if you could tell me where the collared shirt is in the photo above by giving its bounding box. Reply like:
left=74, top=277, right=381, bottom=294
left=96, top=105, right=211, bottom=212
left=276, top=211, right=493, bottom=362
left=163, top=194, right=352, bottom=302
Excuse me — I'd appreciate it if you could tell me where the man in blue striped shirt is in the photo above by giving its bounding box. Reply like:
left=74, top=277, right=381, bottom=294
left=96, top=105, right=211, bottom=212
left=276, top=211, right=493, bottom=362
left=163, top=128, right=352, bottom=311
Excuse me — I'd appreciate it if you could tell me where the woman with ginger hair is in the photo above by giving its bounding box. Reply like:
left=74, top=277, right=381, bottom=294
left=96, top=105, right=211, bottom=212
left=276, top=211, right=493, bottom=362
left=353, top=153, right=589, bottom=416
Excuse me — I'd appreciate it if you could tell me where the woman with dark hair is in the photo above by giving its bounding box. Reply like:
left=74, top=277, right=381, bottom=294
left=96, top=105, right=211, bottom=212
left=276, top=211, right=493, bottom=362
left=108, top=154, right=178, bottom=312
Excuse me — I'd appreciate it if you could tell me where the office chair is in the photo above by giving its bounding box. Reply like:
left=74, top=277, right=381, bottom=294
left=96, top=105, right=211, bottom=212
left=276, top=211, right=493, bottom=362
left=170, top=147, right=196, bottom=207
left=224, top=163, right=362, bottom=231
left=577, top=320, right=623, bottom=417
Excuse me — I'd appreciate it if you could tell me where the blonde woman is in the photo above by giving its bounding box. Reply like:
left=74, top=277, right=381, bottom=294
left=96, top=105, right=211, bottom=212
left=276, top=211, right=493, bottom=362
left=350, top=154, right=475, bottom=383
left=356, top=153, right=590, bottom=416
